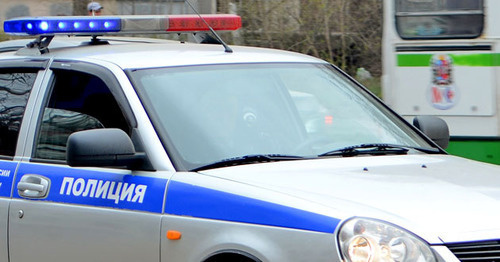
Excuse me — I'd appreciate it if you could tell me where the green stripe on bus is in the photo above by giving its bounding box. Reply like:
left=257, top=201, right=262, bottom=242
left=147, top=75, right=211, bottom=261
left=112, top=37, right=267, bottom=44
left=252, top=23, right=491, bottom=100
left=397, top=53, right=500, bottom=67
left=397, top=54, right=432, bottom=67
left=446, top=139, right=500, bottom=165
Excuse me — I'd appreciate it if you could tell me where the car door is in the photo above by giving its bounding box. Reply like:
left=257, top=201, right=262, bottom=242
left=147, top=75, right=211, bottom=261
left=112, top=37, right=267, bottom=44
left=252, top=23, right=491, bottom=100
left=0, top=61, right=43, bottom=262
left=8, top=62, right=167, bottom=262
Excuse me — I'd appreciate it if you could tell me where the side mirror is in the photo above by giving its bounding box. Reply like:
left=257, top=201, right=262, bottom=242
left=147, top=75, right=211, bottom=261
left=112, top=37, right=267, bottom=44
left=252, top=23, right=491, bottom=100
left=413, top=116, right=450, bottom=149
left=67, top=128, right=144, bottom=169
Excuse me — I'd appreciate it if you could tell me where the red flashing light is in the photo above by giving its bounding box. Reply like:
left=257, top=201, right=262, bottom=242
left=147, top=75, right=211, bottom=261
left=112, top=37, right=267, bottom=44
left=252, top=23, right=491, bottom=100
left=167, top=14, right=241, bottom=32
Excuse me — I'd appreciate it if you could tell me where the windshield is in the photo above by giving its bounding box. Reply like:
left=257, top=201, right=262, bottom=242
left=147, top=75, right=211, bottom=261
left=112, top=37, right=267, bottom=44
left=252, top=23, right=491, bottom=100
left=130, top=63, right=434, bottom=170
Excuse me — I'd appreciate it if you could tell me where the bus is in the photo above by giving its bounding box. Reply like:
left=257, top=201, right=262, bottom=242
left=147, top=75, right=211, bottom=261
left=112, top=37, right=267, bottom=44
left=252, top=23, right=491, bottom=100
left=382, top=0, right=500, bottom=165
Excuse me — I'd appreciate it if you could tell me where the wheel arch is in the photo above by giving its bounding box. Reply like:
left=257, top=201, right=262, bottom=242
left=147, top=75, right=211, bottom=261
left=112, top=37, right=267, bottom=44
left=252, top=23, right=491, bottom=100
left=202, top=249, right=262, bottom=262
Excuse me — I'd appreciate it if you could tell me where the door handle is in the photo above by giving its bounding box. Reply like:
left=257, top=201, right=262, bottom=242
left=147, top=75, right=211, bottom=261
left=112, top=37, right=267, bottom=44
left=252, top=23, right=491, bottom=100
left=18, top=182, right=45, bottom=192
left=17, top=174, right=50, bottom=198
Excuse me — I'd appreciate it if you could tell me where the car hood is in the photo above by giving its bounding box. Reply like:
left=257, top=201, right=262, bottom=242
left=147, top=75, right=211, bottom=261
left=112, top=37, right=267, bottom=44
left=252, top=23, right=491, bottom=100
left=200, top=154, right=500, bottom=244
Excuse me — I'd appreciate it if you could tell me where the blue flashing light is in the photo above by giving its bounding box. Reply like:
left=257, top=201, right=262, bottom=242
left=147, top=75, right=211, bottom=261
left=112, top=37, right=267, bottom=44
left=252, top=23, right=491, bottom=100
left=40, top=22, right=49, bottom=31
left=4, top=17, right=121, bottom=35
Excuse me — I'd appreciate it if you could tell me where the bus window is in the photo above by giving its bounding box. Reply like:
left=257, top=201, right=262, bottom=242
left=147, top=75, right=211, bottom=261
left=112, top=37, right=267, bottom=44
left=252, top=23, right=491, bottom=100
left=395, top=0, right=484, bottom=39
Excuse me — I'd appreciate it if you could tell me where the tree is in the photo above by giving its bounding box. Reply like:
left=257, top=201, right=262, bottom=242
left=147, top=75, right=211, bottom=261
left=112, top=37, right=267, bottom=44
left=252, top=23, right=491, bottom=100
left=219, top=0, right=382, bottom=76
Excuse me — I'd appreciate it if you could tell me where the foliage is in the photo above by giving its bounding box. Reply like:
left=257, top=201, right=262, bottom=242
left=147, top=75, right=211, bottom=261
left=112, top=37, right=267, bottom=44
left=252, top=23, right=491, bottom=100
left=357, top=76, right=382, bottom=98
left=218, top=0, right=382, bottom=77
left=0, top=32, right=10, bottom=42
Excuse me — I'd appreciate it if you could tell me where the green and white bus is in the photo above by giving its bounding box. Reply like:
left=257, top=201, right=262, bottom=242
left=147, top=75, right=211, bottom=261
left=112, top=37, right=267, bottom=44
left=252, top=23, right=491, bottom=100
left=382, top=0, right=500, bottom=164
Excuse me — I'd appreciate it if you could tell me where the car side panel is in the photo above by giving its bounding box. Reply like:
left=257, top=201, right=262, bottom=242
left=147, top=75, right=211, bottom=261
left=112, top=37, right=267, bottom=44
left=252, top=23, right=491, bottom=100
left=9, top=162, right=167, bottom=262
left=0, top=200, right=7, bottom=262
left=0, top=160, right=16, bottom=262
left=161, top=216, right=340, bottom=262
left=161, top=172, right=343, bottom=262
left=9, top=200, right=161, bottom=262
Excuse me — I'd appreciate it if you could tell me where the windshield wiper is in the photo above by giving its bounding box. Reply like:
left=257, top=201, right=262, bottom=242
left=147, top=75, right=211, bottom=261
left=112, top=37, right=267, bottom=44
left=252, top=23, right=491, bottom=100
left=318, top=143, right=440, bottom=157
left=192, top=154, right=306, bottom=171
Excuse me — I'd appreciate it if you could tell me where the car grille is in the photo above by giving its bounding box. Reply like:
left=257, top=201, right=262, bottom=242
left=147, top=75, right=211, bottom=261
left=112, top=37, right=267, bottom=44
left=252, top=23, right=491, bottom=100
left=446, top=240, right=500, bottom=262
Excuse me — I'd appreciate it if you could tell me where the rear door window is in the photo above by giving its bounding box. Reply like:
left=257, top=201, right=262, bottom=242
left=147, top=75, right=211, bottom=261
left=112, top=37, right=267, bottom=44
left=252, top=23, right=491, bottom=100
left=0, top=69, right=38, bottom=157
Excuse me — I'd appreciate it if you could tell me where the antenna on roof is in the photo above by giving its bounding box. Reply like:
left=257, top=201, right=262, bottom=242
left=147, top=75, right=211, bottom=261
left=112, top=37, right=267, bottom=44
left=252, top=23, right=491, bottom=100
left=185, top=0, right=233, bottom=53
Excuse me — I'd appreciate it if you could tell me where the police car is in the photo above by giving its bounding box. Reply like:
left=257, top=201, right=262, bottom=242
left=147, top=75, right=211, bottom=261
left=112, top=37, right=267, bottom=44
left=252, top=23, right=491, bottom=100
left=0, top=14, right=499, bottom=262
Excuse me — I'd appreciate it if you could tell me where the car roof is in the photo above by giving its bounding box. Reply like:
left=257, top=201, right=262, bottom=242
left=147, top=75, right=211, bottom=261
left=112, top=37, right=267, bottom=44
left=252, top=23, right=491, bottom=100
left=0, top=36, right=326, bottom=70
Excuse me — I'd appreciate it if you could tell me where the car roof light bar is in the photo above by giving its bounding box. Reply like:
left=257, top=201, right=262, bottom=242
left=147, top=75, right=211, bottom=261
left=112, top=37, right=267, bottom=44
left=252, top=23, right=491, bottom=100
left=4, top=17, right=121, bottom=35
left=3, top=15, right=242, bottom=36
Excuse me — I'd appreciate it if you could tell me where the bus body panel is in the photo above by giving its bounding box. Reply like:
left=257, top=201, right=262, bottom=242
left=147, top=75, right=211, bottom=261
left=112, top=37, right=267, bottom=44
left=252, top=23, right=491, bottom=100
left=383, top=0, right=500, bottom=165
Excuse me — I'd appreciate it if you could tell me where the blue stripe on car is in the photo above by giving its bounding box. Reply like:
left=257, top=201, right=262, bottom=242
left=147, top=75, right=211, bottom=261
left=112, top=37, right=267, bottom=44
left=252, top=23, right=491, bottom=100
left=164, top=181, right=340, bottom=233
left=13, top=163, right=167, bottom=213
left=0, top=160, right=17, bottom=198
left=11, top=162, right=340, bottom=233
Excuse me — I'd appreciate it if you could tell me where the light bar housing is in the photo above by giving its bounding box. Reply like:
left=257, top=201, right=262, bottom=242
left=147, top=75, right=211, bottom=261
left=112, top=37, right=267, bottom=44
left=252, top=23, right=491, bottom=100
left=3, top=15, right=242, bottom=36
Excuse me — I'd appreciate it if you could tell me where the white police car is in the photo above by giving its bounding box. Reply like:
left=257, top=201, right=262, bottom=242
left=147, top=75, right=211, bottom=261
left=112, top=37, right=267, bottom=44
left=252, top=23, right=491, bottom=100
left=0, top=14, right=499, bottom=262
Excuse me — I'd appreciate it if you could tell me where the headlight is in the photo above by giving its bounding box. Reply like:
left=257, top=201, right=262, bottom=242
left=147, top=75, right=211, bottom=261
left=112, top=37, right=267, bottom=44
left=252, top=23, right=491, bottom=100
left=338, top=218, right=436, bottom=262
